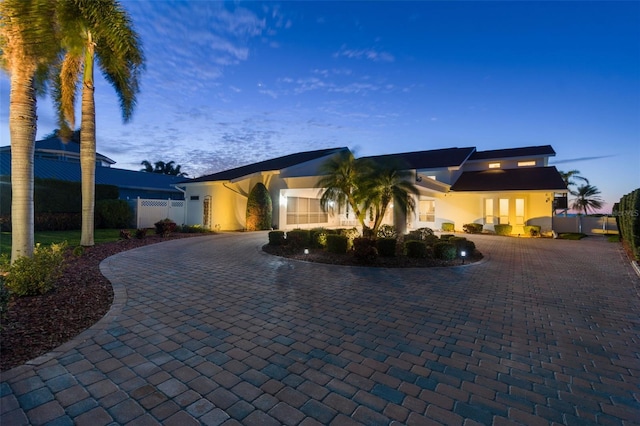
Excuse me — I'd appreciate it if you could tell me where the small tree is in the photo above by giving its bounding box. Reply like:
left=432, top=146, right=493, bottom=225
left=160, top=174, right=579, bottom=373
left=572, top=184, right=604, bottom=215
left=246, top=183, right=272, bottom=231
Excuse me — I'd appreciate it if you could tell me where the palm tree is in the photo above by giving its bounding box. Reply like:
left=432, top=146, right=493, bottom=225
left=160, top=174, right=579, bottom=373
left=140, top=160, right=188, bottom=177
left=572, top=184, right=604, bottom=215
left=316, top=150, right=369, bottom=229
left=559, top=169, right=589, bottom=195
left=0, top=0, right=60, bottom=262
left=53, top=0, right=144, bottom=246
left=361, top=164, right=419, bottom=237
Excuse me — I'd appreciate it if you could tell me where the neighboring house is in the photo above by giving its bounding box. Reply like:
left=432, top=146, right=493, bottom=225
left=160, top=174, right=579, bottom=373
left=0, top=134, right=186, bottom=200
left=177, top=144, right=567, bottom=234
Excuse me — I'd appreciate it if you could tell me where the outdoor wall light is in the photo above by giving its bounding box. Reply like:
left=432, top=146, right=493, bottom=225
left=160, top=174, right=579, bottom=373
left=304, top=248, right=309, bottom=255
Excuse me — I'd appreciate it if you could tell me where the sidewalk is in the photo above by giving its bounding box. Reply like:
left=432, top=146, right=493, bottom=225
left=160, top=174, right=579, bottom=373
left=2, top=233, right=639, bottom=425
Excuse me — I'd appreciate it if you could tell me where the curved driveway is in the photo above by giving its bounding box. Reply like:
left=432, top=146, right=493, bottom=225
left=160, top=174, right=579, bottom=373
left=2, top=233, right=639, bottom=425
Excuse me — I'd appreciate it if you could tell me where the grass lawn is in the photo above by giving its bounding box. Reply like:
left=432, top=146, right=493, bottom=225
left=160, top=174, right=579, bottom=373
left=0, top=229, right=122, bottom=257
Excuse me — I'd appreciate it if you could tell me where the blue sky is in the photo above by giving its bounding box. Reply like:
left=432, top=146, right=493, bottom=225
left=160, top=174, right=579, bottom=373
left=1, top=1, right=638, bottom=212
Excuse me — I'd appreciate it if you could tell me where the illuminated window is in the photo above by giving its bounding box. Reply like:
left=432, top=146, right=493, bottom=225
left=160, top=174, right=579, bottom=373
left=287, top=197, right=328, bottom=225
left=427, top=175, right=436, bottom=180
left=518, top=161, right=536, bottom=167
left=418, top=199, right=435, bottom=222
left=485, top=199, right=494, bottom=224
left=489, top=162, right=501, bottom=169
left=515, top=198, right=525, bottom=225
left=499, top=198, right=509, bottom=224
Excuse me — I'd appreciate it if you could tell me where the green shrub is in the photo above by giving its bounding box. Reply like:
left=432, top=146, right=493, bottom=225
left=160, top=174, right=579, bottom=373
left=95, top=199, right=132, bottom=229
left=72, top=245, right=85, bottom=257
left=423, top=234, right=440, bottom=246
left=376, top=238, right=397, bottom=257
left=135, top=228, right=148, bottom=239
left=442, top=222, right=454, bottom=232
left=463, top=223, right=483, bottom=234
left=326, top=234, right=348, bottom=254
left=353, top=238, right=378, bottom=264
left=494, top=224, right=512, bottom=236
left=246, top=183, right=273, bottom=231
left=286, top=229, right=310, bottom=250
left=405, top=240, right=427, bottom=258
left=181, top=224, right=208, bottom=233
left=523, top=225, right=541, bottom=237
left=440, top=234, right=454, bottom=240
left=310, top=228, right=328, bottom=249
left=377, top=224, right=397, bottom=239
left=449, top=237, right=475, bottom=257
left=120, top=229, right=131, bottom=240
left=404, top=232, right=421, bottom=242
left=155, top=218, right=177, bottom=237
left=337, top=227, right=359, bottom=249
left=268, top=231, right=286, bottom=246
left=34, top=212, right=82, bottom=231
left=433, top=241, right=456, bottom=260
left=5, top=242, right=66, bottom=296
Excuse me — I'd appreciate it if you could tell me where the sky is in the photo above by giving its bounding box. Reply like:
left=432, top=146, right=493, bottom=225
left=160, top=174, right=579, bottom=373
left=1, top=0, right=639, bottom=212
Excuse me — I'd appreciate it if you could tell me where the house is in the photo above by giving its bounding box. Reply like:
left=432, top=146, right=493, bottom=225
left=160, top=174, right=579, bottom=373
left=177, top=144, right=567, bottom=235
left=0, top=133, right=187, bottom=200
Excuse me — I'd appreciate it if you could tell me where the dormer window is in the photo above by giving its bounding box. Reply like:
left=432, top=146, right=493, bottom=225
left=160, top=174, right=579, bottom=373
left=489, top=162, right=501, bottom=169
left=518, top=161, right=536, bottom=167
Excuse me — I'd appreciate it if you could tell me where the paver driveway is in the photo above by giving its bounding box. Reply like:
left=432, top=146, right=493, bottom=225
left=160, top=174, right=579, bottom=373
left=1, top=232, right=639, bottom=425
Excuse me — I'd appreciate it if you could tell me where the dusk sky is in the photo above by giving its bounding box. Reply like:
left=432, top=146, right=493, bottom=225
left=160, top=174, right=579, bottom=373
left=1, top=1, right=638, bottom=212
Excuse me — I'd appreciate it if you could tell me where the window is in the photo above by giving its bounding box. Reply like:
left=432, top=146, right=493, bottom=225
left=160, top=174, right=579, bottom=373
left=515, top=198, right=525, bottom=225
left=427, top=175, right=436, bottom=180
left=190, top=195, right=199, bottom=201
left=518, top=161, right=536, bottom=167
left=489, top=162, right=501, bottom=169
left=418, top=199, right=435, bottom=222
left=499, top=198, right=509, bottom=224
left=485, top=199, right=494, bottom=224
left=286, top=197, right=328, bottom=225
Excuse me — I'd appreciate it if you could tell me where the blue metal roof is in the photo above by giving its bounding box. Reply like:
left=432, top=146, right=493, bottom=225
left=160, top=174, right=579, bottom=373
left=0, top=153, right=186, bottom=196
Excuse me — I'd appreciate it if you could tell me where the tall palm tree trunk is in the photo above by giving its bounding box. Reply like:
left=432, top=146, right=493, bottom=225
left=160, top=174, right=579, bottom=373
left=80, top=35, right=96, bottom=247
left=9, top=68, right=37, bottom=261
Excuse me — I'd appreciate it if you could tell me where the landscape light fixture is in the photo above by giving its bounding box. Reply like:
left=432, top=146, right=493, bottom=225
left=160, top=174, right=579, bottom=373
left=460, top=250, right=466, bottom=264
left=304, top=248, right=309, bottom=255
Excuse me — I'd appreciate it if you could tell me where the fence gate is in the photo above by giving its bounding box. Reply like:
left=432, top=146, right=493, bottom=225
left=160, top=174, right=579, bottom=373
left=135, top=198, right=185, bottom=229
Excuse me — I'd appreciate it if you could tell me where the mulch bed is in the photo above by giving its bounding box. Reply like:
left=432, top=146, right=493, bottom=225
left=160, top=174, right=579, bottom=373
left=0, top=233, right=203, bottom=372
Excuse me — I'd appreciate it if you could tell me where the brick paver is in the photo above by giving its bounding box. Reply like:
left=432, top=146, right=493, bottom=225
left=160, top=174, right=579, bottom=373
left=1, top=232, right=639, bottom=424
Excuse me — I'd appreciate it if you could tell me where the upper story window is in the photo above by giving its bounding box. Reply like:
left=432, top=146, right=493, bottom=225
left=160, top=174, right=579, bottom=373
left=489, top=162, right=501, bottom=169
left=518, top=161, right=536, bottom=167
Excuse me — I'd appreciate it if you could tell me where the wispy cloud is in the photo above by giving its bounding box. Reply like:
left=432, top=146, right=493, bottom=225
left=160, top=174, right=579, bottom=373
left=333, top=45, right=395, bottom=62
left=551, top=155, right=616, bottom=165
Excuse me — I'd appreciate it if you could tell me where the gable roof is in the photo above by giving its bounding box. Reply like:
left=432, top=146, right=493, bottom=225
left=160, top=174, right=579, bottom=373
left=362, top=147, right=476, bottom=170
left=186, top=147, right=349, bottom=183
left=450, top=166, right=567, bottom=192
left=469, top=145, right=555, bottom=161
left=0, top=153, right=185, bottom=194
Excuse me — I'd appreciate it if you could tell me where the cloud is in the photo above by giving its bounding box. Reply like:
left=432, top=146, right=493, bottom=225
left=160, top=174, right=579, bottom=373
left=333, top=45, right=395, bottom=62
left=551, top=155, right=616, bottom=165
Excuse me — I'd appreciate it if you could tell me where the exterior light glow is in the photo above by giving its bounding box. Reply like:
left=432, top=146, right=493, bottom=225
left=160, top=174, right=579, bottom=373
left=304, top=248, right=309, bottom=255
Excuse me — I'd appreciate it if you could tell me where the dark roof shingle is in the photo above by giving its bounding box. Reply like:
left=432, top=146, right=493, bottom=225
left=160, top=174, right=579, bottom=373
left=186, top=147, right=348, bottom=183
left=450, top=166, right=567, bottom=192
left=362, top=147, right=476, bottom=170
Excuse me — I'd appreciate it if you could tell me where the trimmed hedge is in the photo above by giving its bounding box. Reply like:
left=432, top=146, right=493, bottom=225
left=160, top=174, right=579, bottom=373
left=246, top=183, right=272, bottom=231
left=463, top=223, right=483, bottom=234
left=433, top=242, right=456, bottom=260
left=442, top=222, right=454, bottom=232
left=494, top=224, right=512, bottom=236
left=523, top=225, right=541, bottom=237
left=268, top=231, right=285, bottom=246
left=286, top=229, right=310, bottom=249
left=95, top=199, right=132, bottom=229
left=353, top=238, right=378, bottom=264
left=376, top=238, right=397, bottom=257
left=616, top=188, right=640, bottom=260
left=326, top=234, right=348, bottom=254
left=405, top=240, right=427, bottom=258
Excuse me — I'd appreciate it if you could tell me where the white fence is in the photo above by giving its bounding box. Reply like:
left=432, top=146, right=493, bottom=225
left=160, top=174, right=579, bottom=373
left=552, top=216, right=618, bottom=235
left=133, top=198, right=186, bottom=229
